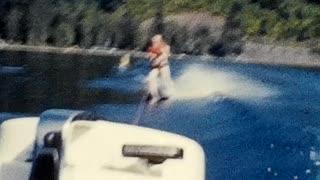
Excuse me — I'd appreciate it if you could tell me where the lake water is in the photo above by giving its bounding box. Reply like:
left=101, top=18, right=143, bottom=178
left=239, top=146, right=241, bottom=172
left=1, top=51, right=320, bottom=180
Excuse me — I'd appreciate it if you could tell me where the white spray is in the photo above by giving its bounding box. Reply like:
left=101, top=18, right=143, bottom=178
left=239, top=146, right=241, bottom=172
left=170, top=65, right=276, bottom=101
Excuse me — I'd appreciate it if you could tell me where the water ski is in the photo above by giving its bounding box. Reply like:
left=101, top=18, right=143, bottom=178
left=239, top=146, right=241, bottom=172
left=158, top=96, right=169, bottom=102
left=145, top=93, right=170, bottom=105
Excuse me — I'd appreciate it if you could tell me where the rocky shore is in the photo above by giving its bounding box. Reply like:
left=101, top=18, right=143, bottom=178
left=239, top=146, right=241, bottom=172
left=236, top=43, right=320, bottom=68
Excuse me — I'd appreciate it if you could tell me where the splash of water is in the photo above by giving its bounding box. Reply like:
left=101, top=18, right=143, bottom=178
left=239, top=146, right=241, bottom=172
left=170, top=65, right=277, bottom=100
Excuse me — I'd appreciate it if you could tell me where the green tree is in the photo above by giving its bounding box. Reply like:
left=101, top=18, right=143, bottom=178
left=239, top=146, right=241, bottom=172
left=28, top=0, right=56, bottom=45
left=241, top=5, right=263, bottom=36
left=98, top=0, right=125, bottom=12
left=6, top=7, right=24, bottom=42
left=210, top=1, right=244, bottom=56
left=54, top=22, right=75, bottom=47
left=115, top=9, right=138, bottom=49
left=78, top=5, right=100, bottom=48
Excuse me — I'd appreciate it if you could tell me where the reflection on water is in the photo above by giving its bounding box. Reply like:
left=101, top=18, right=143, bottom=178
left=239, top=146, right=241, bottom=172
left=0, top=51, right=120, bottom=113
left=2, top=51, right=320, bottom=180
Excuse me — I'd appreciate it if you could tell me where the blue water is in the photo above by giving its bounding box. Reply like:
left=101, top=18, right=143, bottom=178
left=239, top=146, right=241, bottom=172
left=1, top=55, right=320, bottom=179
left=87, top=60, right=320, bottom=180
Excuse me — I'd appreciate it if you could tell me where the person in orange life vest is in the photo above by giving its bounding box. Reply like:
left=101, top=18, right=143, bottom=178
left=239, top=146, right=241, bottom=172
left=146, top=34, right=174, bottom=104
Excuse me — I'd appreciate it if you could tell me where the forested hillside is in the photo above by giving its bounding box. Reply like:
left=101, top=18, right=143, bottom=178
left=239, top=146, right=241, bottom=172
left=0, top=0, right=320, bottom=55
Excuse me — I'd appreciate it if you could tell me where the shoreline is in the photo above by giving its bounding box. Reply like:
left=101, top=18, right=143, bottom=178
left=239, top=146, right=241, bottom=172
left=0, top=44, right=148, bottom=59
left=0, top=43, right=219, bottom=62
left=0, top=43, right=320, bottom=70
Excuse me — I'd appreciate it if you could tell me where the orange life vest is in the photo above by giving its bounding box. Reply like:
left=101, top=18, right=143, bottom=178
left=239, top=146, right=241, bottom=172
left=148, top=44, right=165, bottom=57
left=148, top=43, right=169, bottom=69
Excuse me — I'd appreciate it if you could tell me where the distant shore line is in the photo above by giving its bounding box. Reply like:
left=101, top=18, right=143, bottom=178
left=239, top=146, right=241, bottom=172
left=0, top=43, right=219, bottom=61
left=0, top=43, right=320, bottom=69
